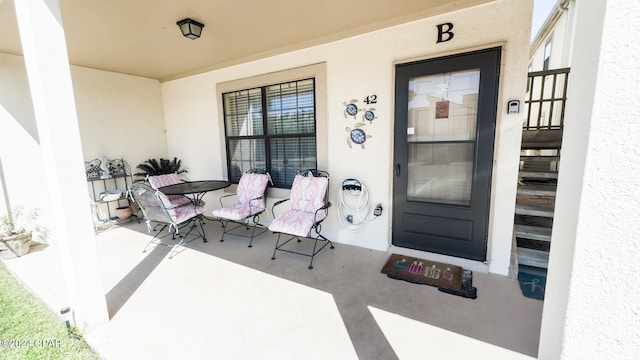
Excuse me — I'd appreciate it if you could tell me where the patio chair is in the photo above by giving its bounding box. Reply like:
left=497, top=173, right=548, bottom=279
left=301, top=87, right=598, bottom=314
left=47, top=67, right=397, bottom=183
left=268, top=169, right=333, bottom=269
left=211, top=170, right=271, bottom=247
left=147, top=173, right=200, bottom=207
left=129, top=182, right=206, bottom=258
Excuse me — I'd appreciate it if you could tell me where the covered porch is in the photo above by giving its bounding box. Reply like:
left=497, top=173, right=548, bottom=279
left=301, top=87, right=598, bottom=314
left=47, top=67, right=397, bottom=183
left=2, top=0, right=639, bottom=359
left=4, top=219, right=542, bottom=359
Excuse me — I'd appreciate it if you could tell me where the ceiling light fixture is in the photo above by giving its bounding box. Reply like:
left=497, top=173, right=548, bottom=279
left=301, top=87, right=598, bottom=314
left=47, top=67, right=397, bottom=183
left=176, top=18, right=204, bottom=40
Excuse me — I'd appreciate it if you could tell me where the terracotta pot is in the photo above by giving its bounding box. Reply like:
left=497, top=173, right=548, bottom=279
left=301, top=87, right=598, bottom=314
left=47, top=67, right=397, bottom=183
left=0, top=231, right=32, bottom=259
left=115, top=206, right=132, bottom=220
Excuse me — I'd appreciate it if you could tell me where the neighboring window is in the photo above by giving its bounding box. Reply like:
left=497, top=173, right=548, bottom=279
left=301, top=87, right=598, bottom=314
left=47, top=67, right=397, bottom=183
left=543, top=40, right=552, bottom=70
left=222, top=79, right=317, bottom=188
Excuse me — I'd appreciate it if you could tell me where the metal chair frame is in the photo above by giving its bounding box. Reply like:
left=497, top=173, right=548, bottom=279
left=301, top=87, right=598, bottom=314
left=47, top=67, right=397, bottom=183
left=129, top=182, right=206, bottom=259
left=214, top=169, right=270, bottom=247
left=270, top=169, right=333, bottom=269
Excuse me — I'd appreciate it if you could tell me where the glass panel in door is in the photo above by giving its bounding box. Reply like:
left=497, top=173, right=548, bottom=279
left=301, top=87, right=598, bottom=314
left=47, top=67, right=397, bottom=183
left=406, top=69, right=480, bottom=206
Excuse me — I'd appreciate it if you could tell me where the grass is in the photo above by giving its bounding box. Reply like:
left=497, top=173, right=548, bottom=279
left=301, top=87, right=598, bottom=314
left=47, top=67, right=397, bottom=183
left=0, top=261, right=99, bottom=360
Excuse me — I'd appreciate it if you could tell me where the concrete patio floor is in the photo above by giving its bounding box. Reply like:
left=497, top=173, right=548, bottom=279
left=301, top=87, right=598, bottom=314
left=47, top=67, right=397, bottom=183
left=2, top=218, right=543, bottom=359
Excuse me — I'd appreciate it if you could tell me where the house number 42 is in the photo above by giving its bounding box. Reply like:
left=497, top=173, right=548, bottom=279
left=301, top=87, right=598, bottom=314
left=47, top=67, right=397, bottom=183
left=363, top=95, right=377, bottom=104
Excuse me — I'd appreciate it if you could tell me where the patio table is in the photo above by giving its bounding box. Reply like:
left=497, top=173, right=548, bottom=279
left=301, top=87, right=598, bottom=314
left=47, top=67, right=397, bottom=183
left=158, top=180, right=230, bottom=206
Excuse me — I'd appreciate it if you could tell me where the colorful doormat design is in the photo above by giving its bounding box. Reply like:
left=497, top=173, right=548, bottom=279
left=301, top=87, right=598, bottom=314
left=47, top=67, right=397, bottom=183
left=517, top=271, right=546, bottom=300
left=381, top=254, right=477, bottom=298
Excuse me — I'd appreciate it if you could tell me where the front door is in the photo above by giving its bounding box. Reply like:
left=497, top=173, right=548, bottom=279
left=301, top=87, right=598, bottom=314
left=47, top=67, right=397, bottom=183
left=392, top=47, right=501, bottom=261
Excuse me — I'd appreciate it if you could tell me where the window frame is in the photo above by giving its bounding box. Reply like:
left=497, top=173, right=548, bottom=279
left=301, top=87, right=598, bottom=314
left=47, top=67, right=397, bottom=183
left=222, top=78, right=317, bottom=187
left=216, top=63, right=328, bottom=193
left=543, top=39, right=552, bottom=71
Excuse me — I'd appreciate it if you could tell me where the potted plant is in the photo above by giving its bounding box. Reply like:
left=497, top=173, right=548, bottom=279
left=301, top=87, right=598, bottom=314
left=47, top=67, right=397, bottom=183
left=134, top=157, right=188, bottom=181
left=0, top=206, right=39, bottom=259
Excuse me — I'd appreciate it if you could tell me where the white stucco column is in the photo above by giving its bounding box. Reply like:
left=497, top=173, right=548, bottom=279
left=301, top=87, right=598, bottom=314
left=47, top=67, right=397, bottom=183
left=13, top=0, right=108, bottom=329
left=539, top=0, right=640, bottom=358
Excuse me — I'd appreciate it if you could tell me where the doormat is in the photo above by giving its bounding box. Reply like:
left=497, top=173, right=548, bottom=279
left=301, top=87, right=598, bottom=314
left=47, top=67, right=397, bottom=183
left=517, top=271, right=546, bottom=300
left=380, top=254, right=477, bottom=299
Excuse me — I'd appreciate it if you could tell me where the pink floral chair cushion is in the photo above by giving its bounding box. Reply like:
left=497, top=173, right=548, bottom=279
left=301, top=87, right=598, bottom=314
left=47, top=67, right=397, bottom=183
left=212, top=173, right=269, bottom=221
left=147, top=173, right=193, bottom=207
left=269, top=209, right=323, bottom=237
left=236, top=173, right=270, bottom=206
left=167, top=202, right=206, bottom=224
left=147, top=173, right=183, bottom=188
left=131, top=186, right=205, bottom=226
left=290, top=173, right=329, bottom=217
left=155, top=189, right=186, bottom=210
left=268, top=173, right=329, bottom=237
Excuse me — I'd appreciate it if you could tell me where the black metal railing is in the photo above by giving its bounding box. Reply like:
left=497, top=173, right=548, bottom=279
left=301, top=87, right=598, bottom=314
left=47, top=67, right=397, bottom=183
left=524, top=68, right=570, bottom=130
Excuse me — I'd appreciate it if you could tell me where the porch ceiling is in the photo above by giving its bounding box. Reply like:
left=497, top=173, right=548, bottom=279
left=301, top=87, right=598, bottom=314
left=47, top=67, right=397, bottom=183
left=0, top=0, right=493, bottom=82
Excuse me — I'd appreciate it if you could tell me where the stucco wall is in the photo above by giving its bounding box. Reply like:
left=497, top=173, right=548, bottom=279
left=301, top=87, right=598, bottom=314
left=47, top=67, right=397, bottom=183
left=0, top=53, right=41, bottom=217
left=0, top=52, right=167, bottom=242
left=162, top=0, right=533, bottom=275
left=539, top=0, right=640, bottom=358
left=72, top=66, right=168, bottom=168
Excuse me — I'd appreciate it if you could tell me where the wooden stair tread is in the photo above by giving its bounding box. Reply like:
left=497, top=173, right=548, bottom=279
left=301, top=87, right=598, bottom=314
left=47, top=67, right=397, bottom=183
left=515, top=224, right=552, bottom=241
left=517, top=247, right=549, bottom=268
left=515, top=204, right=554, bottom=217
left=517, top=183, right=556, bottom=196
left=521, top=142, right=562, bottom=150
left=519, top=170, right=559, bottom=179
left=522, top=165, right=553, bottom=172
left=521, top=129, right=563, bottom=150
left=521, top=157, right=557, bottom=165
left=520, top=155, right=559, bottom=160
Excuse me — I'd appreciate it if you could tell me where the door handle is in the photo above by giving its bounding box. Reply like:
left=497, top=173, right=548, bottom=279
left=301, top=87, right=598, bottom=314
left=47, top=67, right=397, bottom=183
left=395, top=164, right=401, bottom=176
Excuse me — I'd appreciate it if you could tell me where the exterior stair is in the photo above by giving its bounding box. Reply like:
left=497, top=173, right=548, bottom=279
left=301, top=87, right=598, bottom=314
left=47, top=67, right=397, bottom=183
left=515, top=67, right=569, bottom=276
left=515, top=130, right=561, bottom=272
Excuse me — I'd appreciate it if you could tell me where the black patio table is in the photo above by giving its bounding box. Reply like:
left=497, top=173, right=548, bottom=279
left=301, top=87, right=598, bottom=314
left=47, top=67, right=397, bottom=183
left=158, top=180, right=230, bottom=206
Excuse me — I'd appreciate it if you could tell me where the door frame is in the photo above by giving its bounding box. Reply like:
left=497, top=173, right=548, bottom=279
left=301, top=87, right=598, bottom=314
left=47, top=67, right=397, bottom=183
left=391, top=47, right=502, bottom=261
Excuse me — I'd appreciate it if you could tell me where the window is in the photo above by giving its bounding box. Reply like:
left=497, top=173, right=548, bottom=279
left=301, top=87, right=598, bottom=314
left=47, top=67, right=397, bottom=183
left=543, top=40, right=552, bottom=71
left=527, top=63, right=533, bottom=92
left=223, top=79, right=317, bottom=188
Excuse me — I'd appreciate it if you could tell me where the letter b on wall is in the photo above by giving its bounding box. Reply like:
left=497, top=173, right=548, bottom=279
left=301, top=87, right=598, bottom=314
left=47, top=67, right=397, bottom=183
left=436, top=23, right=454, bottom=43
